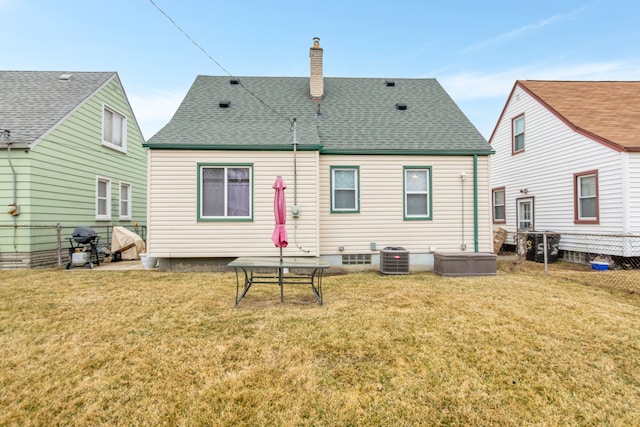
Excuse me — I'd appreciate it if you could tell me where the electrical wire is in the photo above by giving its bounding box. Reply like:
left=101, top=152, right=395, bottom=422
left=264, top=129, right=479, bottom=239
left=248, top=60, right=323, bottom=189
left=290, top=119, right=310, bottom=254
left=147, top=0, right=292, bottom=126
left=147, top=0, right=311, bottom=254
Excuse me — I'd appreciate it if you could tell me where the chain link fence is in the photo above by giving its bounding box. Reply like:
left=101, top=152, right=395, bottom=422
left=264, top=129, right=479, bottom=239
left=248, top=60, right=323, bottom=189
left=5, top=223, right=640, bottom=295
left=495, top=230, right=640, bottom=294
left=0, top=224, right=146, bottom=269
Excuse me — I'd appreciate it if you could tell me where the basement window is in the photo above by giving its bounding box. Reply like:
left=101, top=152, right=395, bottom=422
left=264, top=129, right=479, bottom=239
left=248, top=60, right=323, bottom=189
left=342, top=254, right=371, bottom=265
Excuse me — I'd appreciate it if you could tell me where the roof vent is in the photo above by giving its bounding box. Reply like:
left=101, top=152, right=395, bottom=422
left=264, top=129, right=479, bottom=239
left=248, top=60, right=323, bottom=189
left=219, top=101, right=231, bottom=108
left=385, top=80, right=395, bottom=87
left=395, top=103, right=407, bottom=111
left=59, top=73, right=73, bottom=81
left=229, top=78, right=240, bottom=85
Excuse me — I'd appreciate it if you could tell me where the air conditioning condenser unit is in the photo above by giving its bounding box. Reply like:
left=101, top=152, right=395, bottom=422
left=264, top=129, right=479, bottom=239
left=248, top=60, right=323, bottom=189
left=379, top=247, right=410, bottom=275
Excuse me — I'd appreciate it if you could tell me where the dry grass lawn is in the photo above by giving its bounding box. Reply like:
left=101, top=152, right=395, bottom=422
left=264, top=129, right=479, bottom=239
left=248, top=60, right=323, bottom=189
left=1, top=263, right=639, bottom=426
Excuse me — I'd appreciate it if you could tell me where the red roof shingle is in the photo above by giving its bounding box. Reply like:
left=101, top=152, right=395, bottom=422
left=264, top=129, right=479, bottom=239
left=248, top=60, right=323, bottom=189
left=518, top=80, right=640, bottom=150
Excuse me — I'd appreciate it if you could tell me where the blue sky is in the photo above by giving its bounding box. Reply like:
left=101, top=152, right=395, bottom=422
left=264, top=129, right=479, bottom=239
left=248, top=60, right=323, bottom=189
left=2, top=0, right=640, bottom=140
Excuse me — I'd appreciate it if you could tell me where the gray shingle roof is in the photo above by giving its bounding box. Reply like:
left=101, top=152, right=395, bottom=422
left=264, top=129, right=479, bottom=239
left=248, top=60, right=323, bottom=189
left=0, top=71, right=115, bottom=147
left=147, top=76, right=492, bottom=155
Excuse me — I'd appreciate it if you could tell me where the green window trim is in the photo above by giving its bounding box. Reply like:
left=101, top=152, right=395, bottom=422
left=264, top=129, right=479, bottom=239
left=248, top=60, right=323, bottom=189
left=330, top=166, right=360, bottom=213
left=403, top=166, right=432, bottom=220
left=197, top=163, right=254, bottom=222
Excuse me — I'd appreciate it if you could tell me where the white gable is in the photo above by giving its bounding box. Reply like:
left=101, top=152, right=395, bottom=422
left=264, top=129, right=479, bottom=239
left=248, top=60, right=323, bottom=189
left=490, top=84, right=635, bottom=236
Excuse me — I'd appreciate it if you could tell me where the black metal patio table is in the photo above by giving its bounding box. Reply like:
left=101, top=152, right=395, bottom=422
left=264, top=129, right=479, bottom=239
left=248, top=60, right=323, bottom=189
left=228, top=256, right=329, bottom=307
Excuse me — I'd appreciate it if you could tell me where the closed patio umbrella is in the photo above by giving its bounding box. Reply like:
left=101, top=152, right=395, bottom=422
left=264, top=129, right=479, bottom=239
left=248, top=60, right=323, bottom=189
left=271, top=176, right=288, bottom=261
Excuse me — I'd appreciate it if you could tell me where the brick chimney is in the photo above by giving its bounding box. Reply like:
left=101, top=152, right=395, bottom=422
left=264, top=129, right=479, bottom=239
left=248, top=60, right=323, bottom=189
left=309, top=37, right=323, bottom=102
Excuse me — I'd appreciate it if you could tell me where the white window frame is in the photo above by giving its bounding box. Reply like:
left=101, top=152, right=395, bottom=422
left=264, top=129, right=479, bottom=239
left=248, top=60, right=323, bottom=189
left=96, top=176, right=112, bottom=220
left=199, top=164, right=253, bottom=221
left=119, top=182, right=132, bottom=220
left=404, top=167, right=431, bottom=220
left=513, top=115, right=525, bottom=153
left=492, top=187, right=506, bottom=223
left=517, top=197, right=534, bottom=231
left=331, top=167, right=359, bottom=213
left=102, top=104, right=127, bottom=153
left=575, top=171, right=599, bottom=224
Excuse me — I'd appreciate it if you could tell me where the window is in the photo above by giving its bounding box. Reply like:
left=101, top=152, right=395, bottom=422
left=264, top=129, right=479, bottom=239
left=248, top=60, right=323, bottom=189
left=120, top=182, right=131, bottom=219
left=513, top=115, right=525, bottom=153
left=574, top=170, right=599, bottom=223
left=199, top=165, right=252, bottom=220
left=102, top=105, right=126, bottom=151
left=331, top=167, right=359, bottom=213
left=404, top=167, right=431, bottom=219
left=96, top=177, right=111, bottom=220
left=342, top=254, right=371, bottom=265
left=492, top=187, right=505, bottom=223
left=517, top=198, right=533, bottom=231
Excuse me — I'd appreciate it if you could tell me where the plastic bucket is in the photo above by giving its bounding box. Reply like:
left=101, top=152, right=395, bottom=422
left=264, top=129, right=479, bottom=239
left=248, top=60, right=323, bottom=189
left=140, top=254, right=158, bottom=269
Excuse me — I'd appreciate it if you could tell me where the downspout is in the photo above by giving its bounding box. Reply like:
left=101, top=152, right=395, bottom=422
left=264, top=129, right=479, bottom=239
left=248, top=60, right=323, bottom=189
left=7, top=147, right=18, bottom=214
left=460, top=171, right=466, bottom=250
left=292, top=119, right=299, bottom=212
left=2, top=130, right=19, bottom=251
left=2, top=131, right=16, bottom=206
left=473, top=154, right=479, bottom=252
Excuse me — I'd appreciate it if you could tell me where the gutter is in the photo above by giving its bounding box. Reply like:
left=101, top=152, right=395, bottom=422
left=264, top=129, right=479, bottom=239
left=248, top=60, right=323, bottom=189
left=142, top=144, right=495, bottom=157
left=142, top=143, right=324, bottom=151
left=320, top=148, right=495, bottom=156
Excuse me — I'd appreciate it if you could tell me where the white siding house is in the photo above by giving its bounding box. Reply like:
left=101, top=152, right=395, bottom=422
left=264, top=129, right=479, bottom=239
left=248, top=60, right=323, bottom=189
left=145, top=39, right=494, bottom=272
left=318, top=155, right=492, bottom=264
left=490, top=80, right=640, bottom=260
left=147, top=150, right=321, bottom=260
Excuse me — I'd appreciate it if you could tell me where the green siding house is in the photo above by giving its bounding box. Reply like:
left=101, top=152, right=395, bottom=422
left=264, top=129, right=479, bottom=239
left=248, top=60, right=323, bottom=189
left=144, top=39, right=495, bottom=273
left=0, top=71, right=147, bottom=268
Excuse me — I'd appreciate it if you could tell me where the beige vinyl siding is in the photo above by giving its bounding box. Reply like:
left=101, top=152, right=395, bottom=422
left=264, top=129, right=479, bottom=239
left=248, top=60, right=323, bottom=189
left=319, top=155, right=492, bottom=255
left=147, top=150, right=320, bottom=258
left=491, top=86, right=626, bottom=235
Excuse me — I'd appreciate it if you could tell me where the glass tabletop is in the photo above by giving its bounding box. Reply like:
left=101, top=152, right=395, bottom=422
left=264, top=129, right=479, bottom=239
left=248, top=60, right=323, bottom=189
left=228, top=256, right=330, bottom=269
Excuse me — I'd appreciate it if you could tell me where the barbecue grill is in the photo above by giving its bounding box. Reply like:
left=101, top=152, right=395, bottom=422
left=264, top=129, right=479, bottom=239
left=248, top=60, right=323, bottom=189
left=66, top=227, right=100, bottom=269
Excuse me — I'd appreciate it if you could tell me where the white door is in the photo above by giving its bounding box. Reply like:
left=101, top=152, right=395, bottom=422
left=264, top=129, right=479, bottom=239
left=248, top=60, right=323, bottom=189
left=517, top=198, right=534, bottom=231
